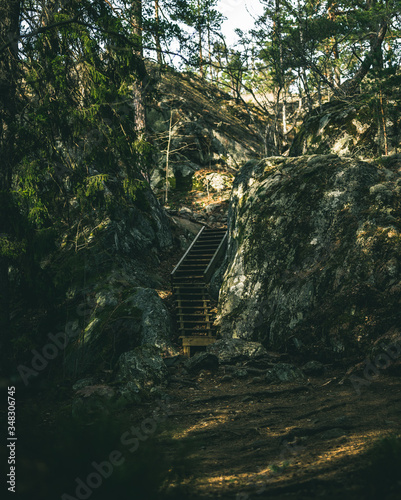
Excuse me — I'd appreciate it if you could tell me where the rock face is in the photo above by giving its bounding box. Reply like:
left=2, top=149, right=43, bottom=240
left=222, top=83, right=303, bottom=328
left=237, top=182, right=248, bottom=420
left=289, top=99, right=398, bottom=158
left=56, top=180, right=178, bottom=377
left=217, top=154, right=401, bottom=360
left=207, top=338, right=268, bottom=364
left=115, top=345, right=169, bottom=390
left=65, top=287, right=175, bottom=374
left=147, top=69, right=264, bottom=195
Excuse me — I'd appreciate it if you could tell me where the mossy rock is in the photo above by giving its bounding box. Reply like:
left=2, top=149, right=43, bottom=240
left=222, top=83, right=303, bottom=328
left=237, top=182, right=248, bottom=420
left=289, top=98, right=394, bottom=158
left=217, top=155, right=401, bottom=360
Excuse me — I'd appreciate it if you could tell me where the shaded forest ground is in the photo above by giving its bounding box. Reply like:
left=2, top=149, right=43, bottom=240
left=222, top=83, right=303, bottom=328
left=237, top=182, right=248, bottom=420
left=6, top=363, right=401, bottom=499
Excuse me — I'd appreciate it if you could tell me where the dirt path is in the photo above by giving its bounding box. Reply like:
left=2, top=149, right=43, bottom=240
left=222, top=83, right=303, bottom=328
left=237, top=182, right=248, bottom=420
left=158, top=365, right=401, bottom=499
left=11, top=349, right=401, bottom=500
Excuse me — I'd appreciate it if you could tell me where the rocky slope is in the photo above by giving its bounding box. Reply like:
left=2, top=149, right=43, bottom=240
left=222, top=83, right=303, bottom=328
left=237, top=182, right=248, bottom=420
left=216, top=154, right=401, bottom=361
left=289, top=95, right=400, bottom=158
left=147, top=67, right=265, bottom=197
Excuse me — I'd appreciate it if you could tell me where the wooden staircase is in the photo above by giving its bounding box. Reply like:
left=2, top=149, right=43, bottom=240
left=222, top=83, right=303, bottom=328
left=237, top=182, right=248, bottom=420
left=171, top=227, right=227, bottom=356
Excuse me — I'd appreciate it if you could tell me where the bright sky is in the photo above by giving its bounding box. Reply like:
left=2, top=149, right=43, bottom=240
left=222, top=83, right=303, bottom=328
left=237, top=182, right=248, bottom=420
left=217, top=0, right=264, bottom=45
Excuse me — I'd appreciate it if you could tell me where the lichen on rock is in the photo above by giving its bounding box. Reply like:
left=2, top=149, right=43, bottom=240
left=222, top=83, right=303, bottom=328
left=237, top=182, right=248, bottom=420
left=216, top=154, right=401, bottom=360
left=289, top=98, right=396, bottom=158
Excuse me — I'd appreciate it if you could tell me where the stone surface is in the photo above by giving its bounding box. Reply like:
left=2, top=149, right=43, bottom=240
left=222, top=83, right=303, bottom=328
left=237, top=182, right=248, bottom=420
left=183, top=352, right=219, bottom=373
left=216, top=154, right=401, bottom=359
left=115, top=345, right=169, bottom=391
left=289, top=99, right=397, bottom=158
left=131, top=288, right=174, bottom=350
left=204, top=173, right=234, bottom=192
left=66, top=287, right=175, bottom=375
left=265, top=363, right=306, bottom=383
left=209, top=257, right=228, bottom=301
left=302, top=360, right=326, bottom=376
left=147, top=68, right=264, bottom=196
left=206, top=338, right=268, bottom=364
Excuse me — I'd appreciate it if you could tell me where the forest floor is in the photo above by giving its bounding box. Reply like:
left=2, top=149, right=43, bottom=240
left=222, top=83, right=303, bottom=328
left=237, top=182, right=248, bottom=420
left=158, top=363, right=401, bottom=499
left=14, top=363, right=401, bottom=500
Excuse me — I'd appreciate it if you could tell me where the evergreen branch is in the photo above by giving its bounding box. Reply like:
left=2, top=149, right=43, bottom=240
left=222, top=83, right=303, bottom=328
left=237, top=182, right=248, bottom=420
left=0, top=16, right=80, bottom=54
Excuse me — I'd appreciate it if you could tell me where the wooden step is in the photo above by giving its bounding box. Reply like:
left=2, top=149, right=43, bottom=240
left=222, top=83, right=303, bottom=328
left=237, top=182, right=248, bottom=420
left=171, top=226, right=226, bottom=356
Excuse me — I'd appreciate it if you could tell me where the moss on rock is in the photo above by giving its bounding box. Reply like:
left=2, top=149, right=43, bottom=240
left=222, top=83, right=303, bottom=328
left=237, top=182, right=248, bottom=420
left=217, top=154, right=401, bottom=361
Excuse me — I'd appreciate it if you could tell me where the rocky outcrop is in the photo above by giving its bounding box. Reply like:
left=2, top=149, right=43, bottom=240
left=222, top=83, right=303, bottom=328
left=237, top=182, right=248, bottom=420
left=216, top=154, right=401, bottom=361
left=65, top=287, right=176, bottom=375
left=53, top=178, right=177, bottom=376
left=148, top=69, right=264, bottom=195
left=207, top=338, right=268, bottom=364
left=115, top=345, right=169, bottom=390
left=289, top=98, right=399, bottom=158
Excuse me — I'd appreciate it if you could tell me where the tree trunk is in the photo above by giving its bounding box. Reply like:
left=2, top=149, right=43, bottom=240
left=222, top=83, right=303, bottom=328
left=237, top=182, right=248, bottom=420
left=207, top=24, right=213, bottom=81
left=333, top=41, right=341, bottom=87
left=338, top=21, right=388, bottom=96
left=328, top=2, right=341, bottom=88
left=154, top=0, right=163, bottom=66
left=131, top=0, right=147, bottom=135
left=282, top=89, right=287, bottom=143
left=197, top=0, right=204, bottom=78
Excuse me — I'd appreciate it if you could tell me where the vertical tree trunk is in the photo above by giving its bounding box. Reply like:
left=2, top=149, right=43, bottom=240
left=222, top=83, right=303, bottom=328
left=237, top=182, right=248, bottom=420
left=154, top=0, right=163, bottom=66
left=273, top=87, right=281, bottom=154
left=328, top=2, right=341, bottom=88
left=379, top=88, right=388, bottom=155
left=165, top=110, right=173, bottom=203
left=333, top=41, right=341, bottom=87
left=0, top=0, right=21, bottom=370
left=197, top=0, right=204, bottom=78
left=131, top=0, right=147, bottom=135
left=207, top=24, right=213, bottom=81
left=282, top=90, right=287, bottom=144
left=339, top=20, right=387, bottom=96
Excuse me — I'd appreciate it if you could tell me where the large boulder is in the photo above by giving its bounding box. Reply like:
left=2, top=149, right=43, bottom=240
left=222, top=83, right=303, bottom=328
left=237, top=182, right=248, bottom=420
left=216, top=154, right=401, bottom=360
left=147, top=68, right=264, bottom=196
left=131, top=288, right=174, bottom=350
left=65, top=287, right=176, bottom=375
left=71, top=343, right=170, bottom=419
left=289, top=98, right=398, bottom=158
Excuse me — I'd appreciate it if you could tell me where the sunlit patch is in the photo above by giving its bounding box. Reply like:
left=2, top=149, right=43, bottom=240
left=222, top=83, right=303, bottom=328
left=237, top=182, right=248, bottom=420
left=169, top=415, right=231, bottom=440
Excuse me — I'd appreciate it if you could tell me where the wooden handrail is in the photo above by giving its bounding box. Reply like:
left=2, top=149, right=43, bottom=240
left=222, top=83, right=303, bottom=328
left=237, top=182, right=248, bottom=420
left=171, top=226, right=206, bottom=280
left=203, top=232, right=227, bottom=283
